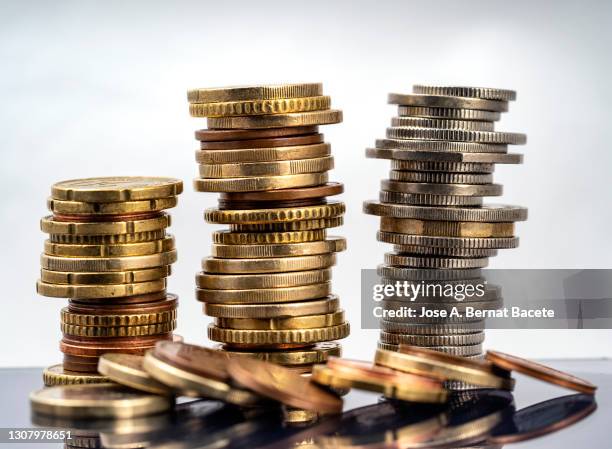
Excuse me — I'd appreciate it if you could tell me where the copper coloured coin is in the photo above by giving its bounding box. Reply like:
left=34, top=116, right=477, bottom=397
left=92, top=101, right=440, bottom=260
left=68, top=294, right=177, bottom=314
left=195, top=126, right=318, bottom=142
left=486, top=350, right=597, bottom=394
left=68, top=291, right=169, bottom=306
left=62, top=354, right=100, bottom=373
left=52, top=212, right=163, bottom=223
left=60, top=333, right=172, bottom=357
left=152, top=341, right=233, bottom=382
left=219, top=182, right=344, bottom=203
left=200, top=133, right=323, bottom=150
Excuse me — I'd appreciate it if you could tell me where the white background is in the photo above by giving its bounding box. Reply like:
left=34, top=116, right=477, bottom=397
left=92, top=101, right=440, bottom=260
left=1, top=0, right=611, bottom=367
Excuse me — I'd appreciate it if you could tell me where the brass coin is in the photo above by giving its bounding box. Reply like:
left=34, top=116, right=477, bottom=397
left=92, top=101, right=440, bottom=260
left=208, top=322, right=349, bottom=346
left=41, top=214, right=171, bottom=236
left=44, top=236, right=175, bottom=257
left=187, top=83, right=323, bottom=103
left=197, top=143, right=330, bottom=164
left=190, top=96, right=331, bottom=117
left=220, top=182, right=343, bottom=202
left=41, top=266, right=170, bottom=285
left=219, top=198, right=325, bottom=209
left=40, top=250, right=177, bottom=272
left=196, top=282, right=332, bottom=304
left=196, top=269, right=332, bottom=290
left=43, top=364, right=110, bottom=387
left=230, top=217, right=343, bottom=232
left=199, top=133, right=323, bottom=149
left=48, top=196, right=177, bottom=215
left=69, top=290, right=168, bottom=305
left=199, top=156, right=333, bottom=178
left=208, top=110, right=343, bottom=129
left=203, top=254, right=336, bottom=274
left=194, top=172, right=329, bottom=192
left=205, top=202, right=345, bottom=224
left=204, top=295, right=339, bottom=318
left=380, top=217, right=515, bottom=237
left=215, top=310, right=345, bottom=330
left=388, top=93, right=508, bottom=112
left=210, top=237, right=346, bottom=258
left=195, top=126, right=317, bottom=142
left=219, top=342, right=341, bottom=365
left=212, top=229, right=326, bottom=245
left=61, top=306, right=176, bottom=327
left=37, top=279, right=166, bottom=299
left=227, top=357, right=342, bottom=413
left=61, top=320, right=176, bottom=337
left=30, top=383, right=173, bottom=418
left=48, top=229, right=166, bottom=245
left=67, top=294, right=177, bottom=313
left=51, top=177, right=183, bottom=202
left=98, top=354, right=174, bottom=395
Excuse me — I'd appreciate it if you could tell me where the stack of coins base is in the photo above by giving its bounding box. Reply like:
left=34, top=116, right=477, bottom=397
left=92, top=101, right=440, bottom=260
left=37, top=177, right=182, bottom=386
left=187, top=84, right=350, bottom=402
left=364, top=85, right=528, bottom=366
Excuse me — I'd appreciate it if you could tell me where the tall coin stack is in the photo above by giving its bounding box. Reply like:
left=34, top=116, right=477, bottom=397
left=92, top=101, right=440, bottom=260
left=364, top=85, right=528, bottom=359
left=37, top=177, right=182, bottom=386
left=187, top=83, right=350, bottom=377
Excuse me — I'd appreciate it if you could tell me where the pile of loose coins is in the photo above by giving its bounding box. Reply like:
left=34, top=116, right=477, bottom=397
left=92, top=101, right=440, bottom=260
left=363, top=85, right=528, bottom=358
left=36, top=177, right=182, bottom=386
left=186, top=83, right=350, bottom=382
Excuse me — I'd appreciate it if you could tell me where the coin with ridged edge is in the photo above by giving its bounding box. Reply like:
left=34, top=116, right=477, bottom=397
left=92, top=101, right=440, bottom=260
left=367, top=148, right=523, bottom=165
left=51, top=177, right=183, bottom=202
left=61, top=320, right=176, bottom=337
left=377, top=232, right=520, bottom=249
left=390, top=171, right=493, bottom=184
left=377, top=265, right=482, bottom=280
left=230, top=217, right=343, bottom=232
left=37, top=279, right=166, bottom=299
left=388, top=93, right=508, bottom=112
left=205, top=202, right=345, bottom=224
left=393, top=245, right=498, bottom=258
left=44, top=236, right=175, bottom=258
left=381, top=180, right=503, bottom=197
left=48, top=229, right=166, bottom=245
left=384, top=253, right=489, bottom=269
left=194, top=172, right=329, bottom=192
left=41, top=266, right=170, bottom=285
left=207, top=322, right=349, bottom=346
left=386, top=127, right=526, bottom=145
left=208, top=110, right=343, bottom=129
left=413, top=85, right=517, bottom=101
left=202, top=254, right=336, bottom=274
left=47, top=197, right=178, bottom=215
left=380, top=331, right=485, bottom=347
left=376, top=138, right=507, bottom=154
left=215, top=310, right=345, bottom=330
left=204, top=295, right=339, bottom=318
left=379, top=191, right=483, bottom=206
left=190, top=96, right=331, bottom=117
left=40, top=250, right=177, bottom=272
left=211, top=237, right=346, bottom=258
left=198, top=156, right=334, bottom=178
left=380, top=217, right=514, bottom=237
left=219, top=182, right=343, bottom=202
left=97, top=354, right=174, bottom=395
left=219, top=342, right=341, bottom=365
left=398, top=105, right=501, bottom=121
left=390, top=117, right=494, bottom=131
left=41, top=214, right=171, bottom=236
left=196, top=281, right=332, bottom=304
left=364, top=201, right=528, bottom=222
left=196, top=143, right=330, bottom=164
left=43, top=364, right=110, bottom=387
left=196, top=269, right=332, bottom=290
left=61, top=307, right=176, bottom=327
left=187, top=83, right=323, bottom=103
left=381, top=320, right=485, bottom=335
left=212, top=229, right=326, bottom=245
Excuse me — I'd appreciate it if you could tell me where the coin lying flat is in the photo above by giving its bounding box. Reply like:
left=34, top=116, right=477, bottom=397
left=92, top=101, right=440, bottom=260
left=377, top=231, right=520, bottom=249
left=364, top=201, right=528, bottom=222
left=187, top=83, right=323, bottom=103
left=367, top=148, right=523, bottom=164
left=230, top=217, right=343, bottom=232
left=40, top=214, right=171, bottom=236
left=195, top=125, right=318, bottom=141
left=383, top=253, right=489, bottom=269
left=37, top=279, right=167, bottom=299
left=98, top=354, right=174, bottom=395
left=194, top=172, right=329, bottom=192
left=48, top=229, right=167, bottom=245
left=381, top=180, right=503, bottom=197
left=202, top=254, right=336, bottom=274
left=196, top=269, right=332, bottom=289
left=380, top=331, right=485, bottom=347
left=208, top=322, right=350, bottom=346
left=43, top=364, right=110, bottom=387
left=413, top=85, right=517, bottom=101
left=190, top=96, right=331, bottom=117
left=210, top=237, right=346, bottom=258
left=216, top=310, right=345, bottom=330
left=389, top=170, right=493, bottom=184
left=199, top=156, right=334, bottom=178
left=30, top=383, right=173, bottom=418
left=205, top=202, right=345, bottom=224
left=40, top=250, right=177, bottom=272
left=43, top=236, right=175, bottom=257
left=204, top=295, right=339, bottom=318
left=388, top=93, right=508, bottom=112
left=212, top=229, right=327, bottom=245
left=208, top=110, right=343, bottom=129
left=398, top=105, right=501, bottom=121
left=51, top=177, right=183, bottom=202
left=197, top=143, right=330, bottom=164
left=61, top=306, right=176, bottom=327
left=199, top=133, right=323, bottom=149
left=379, top=191, right=484, bottom=207
left=386, top=127, right=526, bottom=145
left=390, top=116, right=495, bottom=131
left=379, top=218, right=514, bottom=237
left=393, top=244, right=498, bottom=257
left=220, top=342, right=341, bottom=365
left=196, top=281, right=332, bottom=304
left=41, top=266, right=171, bottom=285
left=47, top=197, right=178, bottom=215
left=61, top=320, right=176, bottom=337
left=376, top=138, right=507, bottom=153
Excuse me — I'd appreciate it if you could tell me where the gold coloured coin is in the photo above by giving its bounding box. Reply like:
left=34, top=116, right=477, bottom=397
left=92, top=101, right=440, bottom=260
left=212, top=229, right=326, bottom=245
left=204, top=295, right=339, bottom=318
left=47, top=196, right=177, bottom=215
left=44, top=236, right=175, bottom=257
left=380, top=217, right=515, bottom=238
left=51, top=177, right=183, bottom=202
left=30, top=383, right=173, bottom=418
left=207, top=322, right=349, bottom=346
left=202, top=254, right=336, bottom=274
left=205, top=202, right=345, bottom=224
left=61, top=320, right=176, bottom=337
left=97, top=354, right=174, bottom=395
left=195, top=269, right=332, bottom=289
left=40, top=214, right=171, bottom=236
left=220, top=342, right=341, bottom=365
left=215, top=310, right=345, bottom=330
left=48, top=229, right=166, bottom=244
left=189, top=96, right=331, bottom=117
left=43, top=364, right=110, bottom=387
left=41, top=266, right=170, bottom=285
left=208, top=110, right=343, bottom=129
left=61, top=307, right=176, bottom=327
left=230, top=217, right=343, bottom=232
left=40, top=250, right=177, bottom=272
left=194, top=172, right=329, bottom=192
left=199, top=157, right=334, bottom=178
left=187, top=83, right=323, bottom=103
left=210, top=237, right=346, bottom=258
left=196, top=281, right=332, bottom=304
left=196, top=143, right=331, bottom=164
left=37, top=279, right=166, bottom=299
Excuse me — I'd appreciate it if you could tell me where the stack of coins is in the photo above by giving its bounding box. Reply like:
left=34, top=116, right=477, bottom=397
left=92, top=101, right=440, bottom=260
left=363, top=85, right=528, bottom=359
left=37, top=177, right=182, bottom=386
left=187, top=83, right=349, bottom=376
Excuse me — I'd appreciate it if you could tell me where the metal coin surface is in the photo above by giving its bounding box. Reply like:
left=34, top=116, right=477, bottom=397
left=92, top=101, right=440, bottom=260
left=98, top=354, right=174, bottom=395
left=51, top=177, right=183, bottom=202
left=195, top=126, right=318, bottom=141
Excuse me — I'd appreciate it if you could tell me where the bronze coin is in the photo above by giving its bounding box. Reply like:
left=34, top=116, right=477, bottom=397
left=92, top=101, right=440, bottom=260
left=486, top=350, right=597, bottom=395
left=52, top=212, right=164, bottom=223
left=68, top=294, right=177, bottom=315
left=224, top=342, right=315, bottom=350
left=218, top=182, right=344, bottom=203
left=218, top=198, right=326, bottom=210
left=199, top=133, right=323, bottom=150
left=60, top=333, right=172, bottom=357
left=62, top=354, right=100, bottom=373
left=152, top=341, right=233, bottom=382
left=69, top=291, right=168, bottom=306
left=195, top=126, right=318, bottom=142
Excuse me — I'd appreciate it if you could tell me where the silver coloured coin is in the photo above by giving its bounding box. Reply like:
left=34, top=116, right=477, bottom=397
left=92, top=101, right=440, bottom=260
left=377, top=232, right=520, bottom=249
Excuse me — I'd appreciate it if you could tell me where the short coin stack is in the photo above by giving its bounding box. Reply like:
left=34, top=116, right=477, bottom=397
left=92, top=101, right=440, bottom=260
left=364, top=85, right=528, bottom=358
left=187, top=83, right=349, bottom=377
left=37, top=177, right=182, bottom=386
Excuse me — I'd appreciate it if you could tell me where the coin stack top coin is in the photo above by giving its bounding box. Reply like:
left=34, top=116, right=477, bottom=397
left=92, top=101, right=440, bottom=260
left=363, top=85, right=527, bottom=366
left=37, top=177, right=183, bottom=386
left=187, top=84, right=349, bottom=408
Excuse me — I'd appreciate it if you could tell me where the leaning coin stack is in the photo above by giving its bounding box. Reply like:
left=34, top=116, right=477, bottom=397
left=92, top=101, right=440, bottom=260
left=364, top=85, right=528, bottom=359
left=187, top=83, right=349, bottom=377
left=36, top=177, right=183, bottom=386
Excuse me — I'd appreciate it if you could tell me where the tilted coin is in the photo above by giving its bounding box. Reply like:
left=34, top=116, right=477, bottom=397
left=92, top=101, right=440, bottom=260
left=207, top=110, right=343, bottom=129
left=37, top=279, right=166, bottom=299
left=30, top=383, right=173, bottom=418
left=197, top=143, right=330, bottom=164
left=227, top=357, right=342, bottom=413
left=196, top=269, right=332, bottom=289
left=390, top=116, right=494, bottom=131
left=199, top=133, right=323, bottom=149
left=377, top=231, right=520, bottom=249
left=379, top=217, right=514, bottom=237
left=389, top=171, right=493, bottom=184
left=51, top=177, right=183, bottom=202
left=210, top=237, right=346, bottom=258
left=41, top=266, right=170, bottom=285
left=380, top=180, right=503, bottom=197
left=383, top=253, right=489, bottom=269
left=40, top=250, right=177, bottom=272
left=398, top=105, right=501, bottom=121
left=47, top=197, right=178, bottom=215
left=381, top=320, right=486, bottom=335
left=379, top=191, right=483, bottom=207
left=376, top=264, right=482, bottom=280
left=220, top=342, right=341, bottom=365
left=207, top=322, right=350, bottom=346
left=98, top=354, right=174, bottom=395
left=212, top=229, right=326, bottom=245
left=44, top=236, right=175, bottom=257
left=189, top=96, right=331, bottom=117
left=61, top=320, right=176, bottom=337
left=412, top=85, right=517, bottom=101
left=219, top=182, right=343, bottom=202
left=230, top=217, right=343, bottom=232
left=393, top=245, right=498, bottom=258
left=196, top=282, right=332, bottom=304
left=388, top=93, right=508, bottom=112
left=366, top=147, right=523, bottom=164
left=386, top=127, right=526, bottom=145
left=195, top=125, right=318, bottom=141
left=215, top=310, right=345, bottom=330
left=48, top=229, right=166, bottom=245
left=205, top=202, right=345, bottom=224
left=364, top=201, right=528, bottom=222
left=43, top=364, right=110, bottom=387
left=204, top=295, right=339, bottom=318
left=41, top=214, right=171, bottom=236
left=194, top=172, right=329, bottom=192
left=187, top=83, right=323, bottom=103
left=199, top=156, right=334, bottom=178
left=380, top=331, right=485, bottom=347
left=202, top=254, right=336, bottom=274
left=376, top=138, right=507, bottom=153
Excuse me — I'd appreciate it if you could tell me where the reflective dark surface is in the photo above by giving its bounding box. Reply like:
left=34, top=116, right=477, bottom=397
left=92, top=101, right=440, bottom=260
left=1, top=359, right=609, bottom=448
